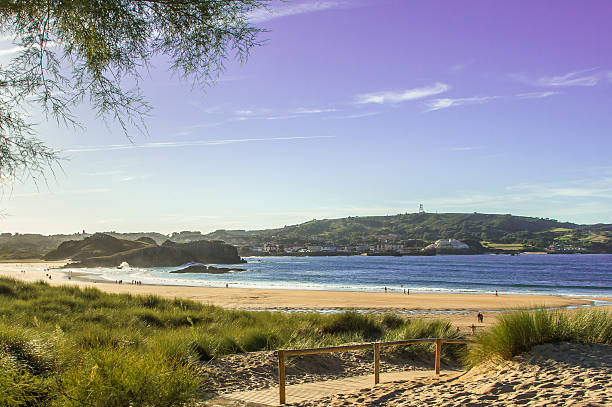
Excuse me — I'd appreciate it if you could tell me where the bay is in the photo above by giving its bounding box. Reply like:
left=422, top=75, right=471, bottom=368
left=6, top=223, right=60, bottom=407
left=72, top=254, right=612, bottom=297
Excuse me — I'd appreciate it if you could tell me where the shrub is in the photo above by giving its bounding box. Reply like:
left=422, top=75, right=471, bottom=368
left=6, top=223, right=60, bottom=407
left=0, top=281, right=16, bottom=297
left=57, top=347, right=201, bottom=407
left=319, top=311, right=382, bottom=339
left=240, top=329, right=279, bottom=352
left=215, top=336, right=243, bottom=356
left=466, top=309, right=612, bottom=367
left=0, top=355, right=52, bottom=406
left=0, top=326, right=56, bottom=375
left=381, top=313, right=405, bottom=330
left=136, top=311, right=165, bottom=327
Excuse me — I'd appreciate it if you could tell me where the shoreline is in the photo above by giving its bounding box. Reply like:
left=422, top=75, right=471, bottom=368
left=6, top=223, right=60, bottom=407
left=0, top=260, right=601, bottom=310
left=2, top=260, right=610, bottom=333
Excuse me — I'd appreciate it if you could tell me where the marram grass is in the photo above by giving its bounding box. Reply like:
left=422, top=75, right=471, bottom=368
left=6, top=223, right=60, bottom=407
left=466, top=308, right=612, bottom=367
left=0, top=277, right=463, bottom=406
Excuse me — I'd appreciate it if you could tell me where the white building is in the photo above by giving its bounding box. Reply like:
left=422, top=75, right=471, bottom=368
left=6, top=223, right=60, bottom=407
left=424, top=239, right=470, bottom=250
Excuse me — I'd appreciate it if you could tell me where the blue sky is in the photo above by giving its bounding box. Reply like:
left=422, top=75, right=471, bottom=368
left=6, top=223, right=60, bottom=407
left=1, top=0, right=612, bottom=234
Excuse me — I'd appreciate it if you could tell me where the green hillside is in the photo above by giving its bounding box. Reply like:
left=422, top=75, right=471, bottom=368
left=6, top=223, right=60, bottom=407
left=204, top=213, right=612, bottom=252
left=1, top=213, right=611, bottom=259
left=0, top=232, right=169, bottom=260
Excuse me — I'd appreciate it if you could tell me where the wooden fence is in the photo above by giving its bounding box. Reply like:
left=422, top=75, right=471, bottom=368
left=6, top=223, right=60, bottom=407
left=276, top=338, right=474, bottom=404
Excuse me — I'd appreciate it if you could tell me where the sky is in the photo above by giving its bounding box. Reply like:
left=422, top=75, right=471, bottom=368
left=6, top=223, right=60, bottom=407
left=1, top=0, right=612, bottom=235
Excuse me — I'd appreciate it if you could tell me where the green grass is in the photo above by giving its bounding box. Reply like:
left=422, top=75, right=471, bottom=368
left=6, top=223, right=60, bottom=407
left=0, top=278, right=465, bottom=406
left=466, top=309, right=612, bottom=367
left=480, top=241, right=525, bottom=250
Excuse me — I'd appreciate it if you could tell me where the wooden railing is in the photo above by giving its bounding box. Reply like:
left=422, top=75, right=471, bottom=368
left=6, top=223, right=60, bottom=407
left=276, top=338, right=474, bottom=404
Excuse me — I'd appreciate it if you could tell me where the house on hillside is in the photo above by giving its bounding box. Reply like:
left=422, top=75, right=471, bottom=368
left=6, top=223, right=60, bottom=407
left=424, top=239, right=470, bottom=250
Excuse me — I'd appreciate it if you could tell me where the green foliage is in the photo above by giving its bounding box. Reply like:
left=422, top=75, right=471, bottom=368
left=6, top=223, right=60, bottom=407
left=0, top=277, right=465, bottom=405
left=381, top=313, right=405, bottom=329
left=205, top=212, right=612, bottom=251
left=319, top=311, right=382, bottom=339
left=466, top=309, right=612, bottom=367
left=58, top=348, right=200, bottom=407
left=0, top=356, right=52, bottom=407
left=0, top=0, right=266, bottom=184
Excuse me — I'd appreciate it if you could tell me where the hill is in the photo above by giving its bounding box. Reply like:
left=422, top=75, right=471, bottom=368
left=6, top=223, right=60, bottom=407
left=44, top=233, right=244, bottom=267
left=0, top=231, right=170, bottom=260
left=203, top=213, right=612, bottom=253
left=2, top=213, right=611, bottom=259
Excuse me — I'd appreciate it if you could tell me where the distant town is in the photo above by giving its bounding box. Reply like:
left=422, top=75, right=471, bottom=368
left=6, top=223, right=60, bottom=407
left=1, top=211, right=611, bottom=261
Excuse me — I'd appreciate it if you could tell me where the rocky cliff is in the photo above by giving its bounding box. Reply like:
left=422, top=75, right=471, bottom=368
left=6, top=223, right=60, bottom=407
left=44, top=233, right=244, bottom=267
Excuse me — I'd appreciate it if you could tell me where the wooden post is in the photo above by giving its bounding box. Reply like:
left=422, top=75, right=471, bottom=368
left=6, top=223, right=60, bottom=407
left=435, top=338, right=441, bottom=375
left=373, top=343, right=380, bottom=385
left=278, top=350, right=286, bottom=404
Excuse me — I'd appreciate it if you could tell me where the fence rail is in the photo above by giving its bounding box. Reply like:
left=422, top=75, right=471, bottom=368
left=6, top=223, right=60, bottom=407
left=276, top=338, right=474, bottom=404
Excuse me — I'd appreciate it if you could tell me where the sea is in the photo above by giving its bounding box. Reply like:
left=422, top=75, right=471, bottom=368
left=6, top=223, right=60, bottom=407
left=69, top=254, right=612, bottom=298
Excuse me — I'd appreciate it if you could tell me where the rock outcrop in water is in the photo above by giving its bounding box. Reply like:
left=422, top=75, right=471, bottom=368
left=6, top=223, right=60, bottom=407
left=44, top=233, right=244, bottom=267
left=170, top=264, right=246, bottom=274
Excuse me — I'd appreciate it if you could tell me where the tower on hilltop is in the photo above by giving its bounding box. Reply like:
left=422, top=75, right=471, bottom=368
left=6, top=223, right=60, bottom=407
left=418, top=203, right=425, bottom=214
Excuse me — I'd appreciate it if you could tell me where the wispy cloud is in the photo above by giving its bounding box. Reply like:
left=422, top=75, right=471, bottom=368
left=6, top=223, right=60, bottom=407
left=235, top=109, right=257, bottom=116
left=356, top=83, right=449, bottom=105
left=328, top=111, right=380, bottom=120
left=248, top=1, right=344, bottom=23
left=425, top=96, right=499, bottom=111
left=120, top=175, right=150, bottom=182
left=0, top=46, right=22, bottom=56
left=63, top=136, right=335, bottom=153
left=86, top=170, right=124, bottom=176
left=291, top=108, right=338, bottom=114
left=179, top=106, right=341, bottom=134
left=450, top=146, right=479, bottom=152
left=13, top=188, right=111, bottom=198
left=449, top=60, right=474, bottom=73
left=264, top=114, right=300, bottom=120
left=536, top=69, right=600, bottom=87
left=516, top=91, right=560, bottom=99
left=232, top=106, right=338, bottom=121
left=506, top=181, right=612, bottom=199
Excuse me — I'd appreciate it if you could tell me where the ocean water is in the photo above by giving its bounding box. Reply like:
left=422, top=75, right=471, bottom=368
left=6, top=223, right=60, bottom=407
left=70, top=254, right=612, bottom=297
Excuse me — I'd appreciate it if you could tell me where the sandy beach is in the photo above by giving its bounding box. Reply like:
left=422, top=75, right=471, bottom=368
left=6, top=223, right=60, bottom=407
left=0, top=260, right=600, bottom=334
left=2, top=261, right=611, bottom=407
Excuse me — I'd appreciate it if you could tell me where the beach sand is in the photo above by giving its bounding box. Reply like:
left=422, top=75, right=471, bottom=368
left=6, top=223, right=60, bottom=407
left=291, top=342, right=612, bottom=407
left=0, top=260, right=598, bottom=334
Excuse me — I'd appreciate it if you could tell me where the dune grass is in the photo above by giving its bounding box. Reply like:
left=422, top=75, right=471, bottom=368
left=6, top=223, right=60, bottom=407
left=0, top=277, right=463, bottom=406
left=466, top=308, right=612, bottom=367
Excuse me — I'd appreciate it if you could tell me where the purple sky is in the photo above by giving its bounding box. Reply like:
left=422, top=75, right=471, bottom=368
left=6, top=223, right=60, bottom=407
left=1, top=0, right=612, bottom=234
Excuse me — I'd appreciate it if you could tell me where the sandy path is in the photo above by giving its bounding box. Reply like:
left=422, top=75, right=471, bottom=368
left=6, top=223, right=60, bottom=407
left=0, top=261, right=594, bottom=325
left=293, top=343, right=612, bottom=406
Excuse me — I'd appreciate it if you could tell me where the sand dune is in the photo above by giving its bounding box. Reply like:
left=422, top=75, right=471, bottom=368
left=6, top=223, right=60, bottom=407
left=293, top=343, right=612, bottom=406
